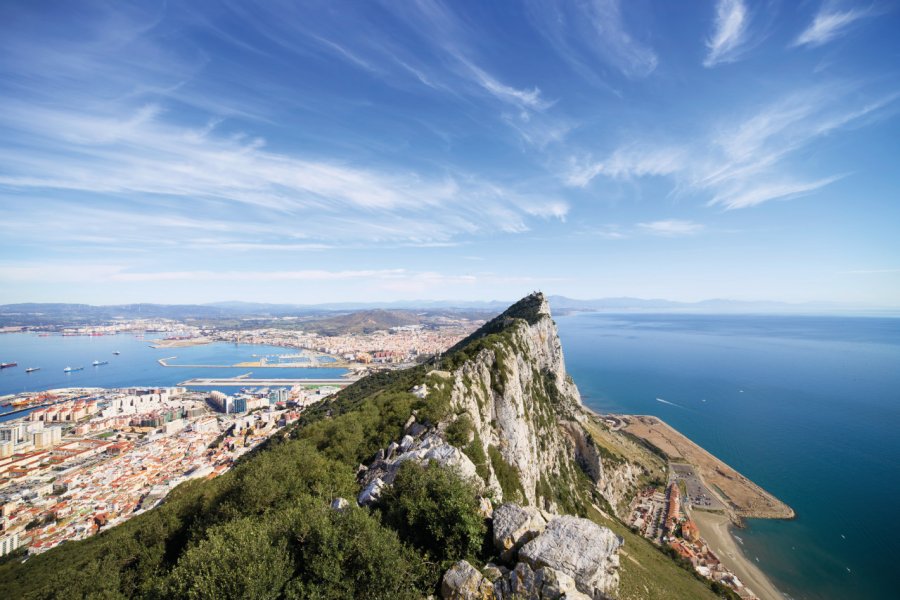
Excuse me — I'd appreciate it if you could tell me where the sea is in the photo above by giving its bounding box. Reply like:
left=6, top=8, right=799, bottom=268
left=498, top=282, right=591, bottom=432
left=555, top=312, right=900, bottom=600
left=2, top=316, right=899, bottom=598
left=0, top=332, right=347, bottom=422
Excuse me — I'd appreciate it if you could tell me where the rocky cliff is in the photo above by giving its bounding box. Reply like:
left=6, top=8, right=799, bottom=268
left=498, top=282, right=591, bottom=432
left=439, top=293, right=592, bottom=509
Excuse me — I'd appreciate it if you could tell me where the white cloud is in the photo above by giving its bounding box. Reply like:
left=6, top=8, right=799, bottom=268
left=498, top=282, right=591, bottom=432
left=0, top=101, right=569, bottom=244
left=704, top=0, right=750, bottom=67
left=466, top=63, right=551, bottom=111
left=525, top=0, right=657, bottom=79
left=565, top=85, right=897, bottom=209
left=637, top=220, right=705, bottom=236
left=566, top=147, right=684, bottom=187
left=793, top=6, right=872, bottom=48
left=708, top=175, right=844, bottom=209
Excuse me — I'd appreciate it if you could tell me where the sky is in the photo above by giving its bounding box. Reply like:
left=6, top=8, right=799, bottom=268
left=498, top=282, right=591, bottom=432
left=1, top=0, right=899, bottom=307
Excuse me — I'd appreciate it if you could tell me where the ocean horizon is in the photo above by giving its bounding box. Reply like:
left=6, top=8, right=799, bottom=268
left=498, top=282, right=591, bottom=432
left=556, top=312, right=900, bottom=600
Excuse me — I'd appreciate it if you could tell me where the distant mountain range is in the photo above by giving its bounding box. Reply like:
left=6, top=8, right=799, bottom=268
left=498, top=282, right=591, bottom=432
left=0, top=296, right=894, bottom=327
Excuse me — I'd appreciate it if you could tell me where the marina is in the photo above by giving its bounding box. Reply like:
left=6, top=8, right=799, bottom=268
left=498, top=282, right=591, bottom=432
left=177, top=377, right=355, bottom=387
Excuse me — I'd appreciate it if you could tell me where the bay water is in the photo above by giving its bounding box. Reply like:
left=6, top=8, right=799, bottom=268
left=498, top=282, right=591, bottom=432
left=0, top=332, right=347, bottom=420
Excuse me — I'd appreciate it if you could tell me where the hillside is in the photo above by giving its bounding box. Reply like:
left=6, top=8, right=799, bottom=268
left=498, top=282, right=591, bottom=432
left=0, top=293, right=728, bottom=599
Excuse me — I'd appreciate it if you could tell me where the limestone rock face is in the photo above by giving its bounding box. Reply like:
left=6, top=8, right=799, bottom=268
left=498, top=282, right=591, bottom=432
left=537, top=566, right=585, bottom=599
left=519, top=516, right=623, bottom=599
left=492, top=503, right=547, bottom=562
left=441, top=560, right=496, bottom=600
left=509, top=562, right=541, bottom=599
left=598, top=460, right=643, bottom=518
left=446, top=293, right=583, bottom=506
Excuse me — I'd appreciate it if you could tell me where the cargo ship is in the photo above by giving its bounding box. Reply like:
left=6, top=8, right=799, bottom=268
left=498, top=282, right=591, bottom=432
left=25, top=367, right=40, bottom=373
left=0, top=362, right=17, bottom=369
left=63, top=366, right=84, bottom=373
left=92, top=360, right=109, bottom=366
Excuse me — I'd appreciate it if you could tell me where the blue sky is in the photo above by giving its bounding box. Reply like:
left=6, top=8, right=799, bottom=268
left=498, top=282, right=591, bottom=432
left=1, top=0, right=898, bottom=306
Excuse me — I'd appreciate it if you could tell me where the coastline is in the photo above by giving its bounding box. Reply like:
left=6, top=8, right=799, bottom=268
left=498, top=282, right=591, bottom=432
left=619, top=414, right=794, bottom=520
left=579, top=405, right=788, bottom=600
left=691, top=509, right=785, bottom=600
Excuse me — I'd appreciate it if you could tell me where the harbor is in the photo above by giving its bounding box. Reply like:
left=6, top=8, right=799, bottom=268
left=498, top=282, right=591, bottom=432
left=177, top=376, right=356, bottom=387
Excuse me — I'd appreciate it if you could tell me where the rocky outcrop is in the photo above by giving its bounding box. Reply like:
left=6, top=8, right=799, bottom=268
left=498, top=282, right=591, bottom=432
left=442, top=560, right=496, bottom=600
left=445, top=293, right=584, bottom=507
left=519, top=515, right=623, bottom=599
left=492, top=503, right=547, bottom=562
left=597, top=461, right=643, bottom=518
left=442, top=504, right=622, bottom=600
left=358, top=431, right=479, bottom=505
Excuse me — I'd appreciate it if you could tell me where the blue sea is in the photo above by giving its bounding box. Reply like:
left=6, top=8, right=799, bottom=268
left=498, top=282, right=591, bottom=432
left=0, top=332, right=347, bottom=420
left=555, top=313, right=900, bottom=600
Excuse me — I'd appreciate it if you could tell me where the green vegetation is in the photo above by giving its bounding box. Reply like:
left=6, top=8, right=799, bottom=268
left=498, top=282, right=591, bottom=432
left=462, top=430, right=490, bottom=483
left=445, top=413, right=473, bottom=446
left=488, top=445, right=526, bottom=504
left=378, top=461, right=487, bottom=582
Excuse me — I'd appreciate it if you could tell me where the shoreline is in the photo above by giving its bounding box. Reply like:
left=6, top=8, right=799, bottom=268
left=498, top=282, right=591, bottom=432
left=618, top=414, right=794, bottom=521
left=691, top=509, right=785, bottom=600
left=579, top=405, right=788, bottom=600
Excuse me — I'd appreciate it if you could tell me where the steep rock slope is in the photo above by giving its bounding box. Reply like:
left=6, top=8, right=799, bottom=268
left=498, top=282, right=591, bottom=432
left=438, top=293, right=597, bottom=512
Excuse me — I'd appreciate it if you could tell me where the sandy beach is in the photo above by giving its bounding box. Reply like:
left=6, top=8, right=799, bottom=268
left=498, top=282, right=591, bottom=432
left=691, top=509, right=784, bottom=600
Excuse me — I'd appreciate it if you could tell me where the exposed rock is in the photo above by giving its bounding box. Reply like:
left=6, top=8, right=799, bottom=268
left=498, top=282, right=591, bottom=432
left=598, top=461, right=643, bottom=518
left=445, top=293, right=583, bottom=506
left=386, top=441, right=399, bottom=459
left=441, top=560, right=495, bottom=600
left=537, top=566, right=584, bottom=599
left=481, top=563, right=505, bottom=583
left=360, top=433, right=480, bottom=495
left=404, top=414, right=416, bottom=431
left=329, top=497, right=349, bottom=511
left=561, top=421, right=603, bottom=483
left=478, top=496, right=494, bottom=519
left=492, top=503, right=547, bottom=562
left=407, top=422, right=428, bottom=438
left=519, top=516, right=622, bottom=599
left=509, top=562, right=542, bottom=600
left=357, top=477, right=384, bottom=506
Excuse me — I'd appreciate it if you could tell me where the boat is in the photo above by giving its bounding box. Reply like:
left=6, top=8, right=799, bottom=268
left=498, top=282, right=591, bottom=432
left=0, top=362, right=17, bottom=369
left=92, top=360, right=109, bottom=366
left=113, top=351, right=121, bottom=355
left=64, top=366, right=84, bottom=373
left=25, top=367, right=40, bottom=373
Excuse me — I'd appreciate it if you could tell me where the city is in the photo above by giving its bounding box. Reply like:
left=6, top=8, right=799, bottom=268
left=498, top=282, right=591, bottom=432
left=0, top=382, right=339, bottom=558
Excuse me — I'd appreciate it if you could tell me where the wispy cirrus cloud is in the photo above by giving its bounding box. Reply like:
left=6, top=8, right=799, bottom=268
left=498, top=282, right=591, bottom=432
left=637, top=220, right=705, bottom=236
left=525, top=0, right=658, bottom=80
left=707, top=176, right=845, bottom=209
left=566, top=146, right=685, bottom=187
left=792, top=5, right=873, bottom=48
left=0, top=99, right=569, bottom=246
left=704, top=0, right=751, bottom=67
left=464, top=62, right=552, bottom=111
left=564, top=84, right=898, bottom=210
